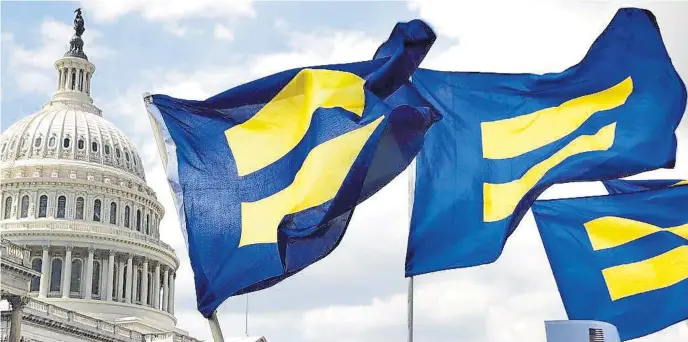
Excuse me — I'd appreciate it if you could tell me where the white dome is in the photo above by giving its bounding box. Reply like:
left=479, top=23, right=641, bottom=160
left=0, top=101, right=146, bottom=180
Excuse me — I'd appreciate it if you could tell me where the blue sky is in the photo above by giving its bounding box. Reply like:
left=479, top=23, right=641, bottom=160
left=2, top=1, right=687, bottom=342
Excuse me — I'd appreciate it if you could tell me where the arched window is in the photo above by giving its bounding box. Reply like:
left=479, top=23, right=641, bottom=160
left=56, top=196, right=66, bottom=219
left=1, top=142, right=6, bottom=152
left=77, top=139, right=85, bottom=150
left=34, top=137, right=42, bottom=148
left=122, top=265, right=128, bottom=296
left=91, top=141, right=98, bottom=152
left=136, top=210, right=141, bottom=231
left=124, top=206, right=130, bottom=228
left=21, top=136, right=29, bottom=148
left=20, top=195, right=29, bottom=218
left=63, top=137, right=71, bottom=148
left=110, top=202, right=117, bottom=225
left=48, top=135, right=56, bottom=147
left=50, top=258, right=63, bottom=292
left=93, top=199, right=102, bottom=222
left=115, top=148, right=121, bottom=159
left=38, top=195, right=48, bottom=218
left=4, top=197, right=12, bottom=219
left=75, top=197, right=84, bottom=220
left=78, top=69, right=84, bottom=91
left=30, top=259, right=41, bottom=291
left=145, top=214, right=150, bottom=235
left=104, top=144, right=110, bottom=155
left=70, top=70, right=76, bottom=90
left=125, top=152, right=130, bottom=161
left=92, top=262, right=101, bottom=296
left=70, top=259, right=82, bottom=293
left=136, top=269, right=142, bottom=302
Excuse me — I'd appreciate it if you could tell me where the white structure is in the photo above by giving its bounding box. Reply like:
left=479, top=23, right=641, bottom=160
left=0, top=12, right=201, bottom=342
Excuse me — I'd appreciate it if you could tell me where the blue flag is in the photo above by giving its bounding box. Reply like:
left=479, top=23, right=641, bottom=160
left=603, top=179, right=687, bottom=194
left=532, top=186, right=688, bottom=340
left=147, top=20, right=438, bottom=317
left=406, top=8, right=686, bottom=277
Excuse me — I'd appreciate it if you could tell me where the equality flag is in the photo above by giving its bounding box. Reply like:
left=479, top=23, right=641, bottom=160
left=406, top=8, right=686, bottom=277
left=533, top=185, right=688, bottom=340
left=603, top=179, right=687, bottom=194
left=147, top=20, right=438, bottom=317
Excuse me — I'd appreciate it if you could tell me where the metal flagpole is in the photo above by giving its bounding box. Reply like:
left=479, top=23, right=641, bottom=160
left=142, top=92, right=226, bottom=342
left=245, top=295, right=249, bottom=336
left=208, top=311, right=226, bottom=342
left=407, top=158, right=416, bottom=342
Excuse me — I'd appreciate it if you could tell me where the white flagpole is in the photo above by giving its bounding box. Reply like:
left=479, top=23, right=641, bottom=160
left=407, top=158, right=416, bottom=342
left=142, top=92, right=226, bottom=342
left=245, top=294, right=249, bottom=337
left=208, top=311, right=226, bottom=342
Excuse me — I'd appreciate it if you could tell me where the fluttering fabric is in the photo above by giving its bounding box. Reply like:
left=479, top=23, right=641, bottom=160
left=406, top=8, right=686, bottom=277
left=603, top=179, right=687, bottom=194
left=533, top=185, right=688, bottom=341
left=147, top=20, right=438, bottom=317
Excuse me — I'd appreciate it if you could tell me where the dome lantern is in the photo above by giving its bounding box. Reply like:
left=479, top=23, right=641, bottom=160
left=49, top=8, right=99, bottom=114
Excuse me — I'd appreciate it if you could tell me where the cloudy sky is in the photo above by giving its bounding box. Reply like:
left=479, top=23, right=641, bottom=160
left=2, top=1, right=687, bottom=341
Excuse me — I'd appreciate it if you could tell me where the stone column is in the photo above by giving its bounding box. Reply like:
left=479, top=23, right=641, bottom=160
left=132, top=263, right=139, bottom=304
left=8, top=295, right=29, bottom=342
left=84, top=247, right=95, bottom=299
left=61, top=246, right=73, bottom=298
left=125, top=254, right=133, bottom=303
left=117, top=257, right=125, bottom=301
left=168, top=271, right=175, bottom=314
left=162, top=267, right=169, bottom=312
left=38, top=245, right=50, bottom=298
left=141, top=259, right=149, bottom=305
left=107, top=251, right=115, bottom=301
left=153, top=262, right=161, bottom=309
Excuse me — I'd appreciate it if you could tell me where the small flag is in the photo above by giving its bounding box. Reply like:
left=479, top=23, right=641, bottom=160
left=544, top=320, right=620, bottom=342
left=533, top=185, right=688, bottom=340
left=603, top=179, right=687, bottom=194
left=406, top=8, right=686, bottom=277
left=147, top=20, right=438, bottom=317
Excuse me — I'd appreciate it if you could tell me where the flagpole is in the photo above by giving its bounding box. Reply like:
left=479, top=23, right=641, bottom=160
left=143, top=92, right=227, bottom=342
left=208, top=311, right=226, bottom=342
left=407, top=158, right=416, bottom=342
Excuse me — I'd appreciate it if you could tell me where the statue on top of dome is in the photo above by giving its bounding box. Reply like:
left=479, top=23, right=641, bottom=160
left=65, top=8, right=87, bottom=60
left=73, top=8, right=85, bottom=37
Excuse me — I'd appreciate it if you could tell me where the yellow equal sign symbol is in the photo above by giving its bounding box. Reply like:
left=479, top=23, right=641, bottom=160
left=584, top=216, right=688, bottom=301
left=224, top=69, right=383, bottom=247
left=481, top=77, right=633, bottom=223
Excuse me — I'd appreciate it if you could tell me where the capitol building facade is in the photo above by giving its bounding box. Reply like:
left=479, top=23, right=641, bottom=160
left=0, top=11, right=202, bottom=342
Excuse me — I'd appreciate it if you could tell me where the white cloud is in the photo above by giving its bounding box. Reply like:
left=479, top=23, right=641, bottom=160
left=3, top=18, right=112, bottom=95
left=213, top=23, right=235, bottom=41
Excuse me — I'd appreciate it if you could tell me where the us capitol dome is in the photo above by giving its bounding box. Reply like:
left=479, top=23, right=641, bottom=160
left=0, top=9, right=202, bottom=342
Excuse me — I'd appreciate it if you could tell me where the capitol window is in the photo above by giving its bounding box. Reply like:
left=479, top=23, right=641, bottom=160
left=115, top=148, right=121, bottom=158
left=63, top=137, right=71, bottom=148
left=104, top=144, right=110, bottom=154
left=38, top=195, right=48, bottom=218
left=110, top=202, right=117, bottom=225
left=4, top=197, right=12, bottom=219
left=146, top=214, right=150, bottom=235
left=91, top=141, right=98, bottom=152
left=50, top=258, right=63, bottom=292
left=57, top=196, right=66, bottom=219
left=49, top=135, right=56, bottom=147
left=93, top=199, right=102, bottom=222
left=20, top=195, right=29, bottom=218
left=125, top=151, right=130, bottom=161
left=34, top=136, right=42, bottom=148
left=30, top=259, right=42, bottom=291
left=71, top=259, right=82, bottom=293
left=124, top=206, right=131, bottom=228
left=92, top=261, right=101, bottom=295
left=75, top=197, right=85, bottom=220
left=136, top=209, right=141, bottom=231
left=77, top=139, right=85, bottom=150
